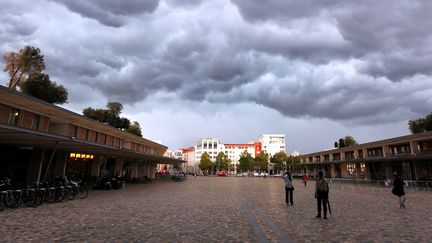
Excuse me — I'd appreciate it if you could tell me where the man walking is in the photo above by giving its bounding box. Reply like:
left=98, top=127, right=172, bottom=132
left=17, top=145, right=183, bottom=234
left=315, top=171, right=329, bottom=219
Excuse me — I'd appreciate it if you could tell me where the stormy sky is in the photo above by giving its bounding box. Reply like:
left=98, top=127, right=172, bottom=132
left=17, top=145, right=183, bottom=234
left=1, top=0, right=431, bottom=153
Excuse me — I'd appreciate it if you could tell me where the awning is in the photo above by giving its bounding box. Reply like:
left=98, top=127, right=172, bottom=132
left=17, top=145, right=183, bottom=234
left=0, top=123, right=185, bottom=164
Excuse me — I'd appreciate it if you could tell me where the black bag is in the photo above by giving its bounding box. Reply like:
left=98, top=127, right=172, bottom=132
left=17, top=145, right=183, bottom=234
left=391, top=188, right=397, bottom=195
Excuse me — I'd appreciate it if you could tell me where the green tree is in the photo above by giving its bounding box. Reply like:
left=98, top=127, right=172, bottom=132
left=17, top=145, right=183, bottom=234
left=343, top=135, right=358, bottom=147
left=83, top=102, right=137, bottom=134
left=409, top=113, right=432, bottom=134
left=126, top=121, right=142, bottom=137
left=215, top=152, right=230, bottom=171
left=3, top=46, right=45, bottom=89
left=238, top=151, right=254, bottom=173
left=20, top=73, right=68, bottom=104
left=272, top=151, right=287, bottom=174
left=199, top=152, right=212, bottom=175
left=255, top=151, right=269, bottom=172
left=335, top=135, right=358, bottom=148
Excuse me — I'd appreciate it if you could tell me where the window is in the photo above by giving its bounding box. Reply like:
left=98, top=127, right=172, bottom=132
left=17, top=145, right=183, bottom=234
left=95, top=132, right=99, bottom=142
left=9, top=109, right=20, bottom=126
left=32, top=114, right=41, bottom=130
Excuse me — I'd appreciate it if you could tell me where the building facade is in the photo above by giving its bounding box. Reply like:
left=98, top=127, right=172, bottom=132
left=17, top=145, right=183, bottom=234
left=297, top=132, right=432, bottom=183
left=0, top=86, right=184, bottom=185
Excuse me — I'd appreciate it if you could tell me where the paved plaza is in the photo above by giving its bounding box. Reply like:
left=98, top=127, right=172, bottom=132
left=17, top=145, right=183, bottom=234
left=1, top=176, right=431, bottom=242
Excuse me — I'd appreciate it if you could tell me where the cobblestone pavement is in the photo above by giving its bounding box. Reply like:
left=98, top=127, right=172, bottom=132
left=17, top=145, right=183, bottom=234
left=1, top=176, right=431, bottom=242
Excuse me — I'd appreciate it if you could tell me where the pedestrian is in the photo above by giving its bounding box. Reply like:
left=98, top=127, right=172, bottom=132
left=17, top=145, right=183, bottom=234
left=283, top=171, right=294, bottom=205
left=392, top=174, right=406, bottom=208
left=315, top=171, right=329, bottom=219
left=302, top=173, right=308, bottom=186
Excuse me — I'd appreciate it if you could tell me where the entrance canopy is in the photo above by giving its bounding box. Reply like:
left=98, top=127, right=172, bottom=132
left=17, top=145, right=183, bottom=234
left=0, top=123, right=184, bottom=164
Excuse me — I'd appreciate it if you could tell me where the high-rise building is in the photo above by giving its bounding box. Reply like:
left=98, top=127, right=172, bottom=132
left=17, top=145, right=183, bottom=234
left=259, top=134, right=286, bottom=157
left=194, top=137, right=221, bottom=162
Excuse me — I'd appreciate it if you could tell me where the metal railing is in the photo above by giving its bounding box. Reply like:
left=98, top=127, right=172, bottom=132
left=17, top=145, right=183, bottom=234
left=328, top=178, right=431, bottom=191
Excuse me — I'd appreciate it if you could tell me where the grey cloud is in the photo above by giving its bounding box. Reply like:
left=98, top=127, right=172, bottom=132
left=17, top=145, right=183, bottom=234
left=51, top=0, right=159, bottom=27
left=232, top=0, right=432, bottom=80
left=165, top=0, right=203, bottom=8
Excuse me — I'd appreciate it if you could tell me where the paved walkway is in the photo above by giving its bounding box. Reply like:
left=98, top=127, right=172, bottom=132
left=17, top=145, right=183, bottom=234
left=1, top=176, right=431, bottom=242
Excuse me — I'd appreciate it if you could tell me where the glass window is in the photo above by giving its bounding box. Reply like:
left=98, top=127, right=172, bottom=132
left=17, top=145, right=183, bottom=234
left=32, top=114, right=41, bottom=130
left=9, top=109, right=20, bottom=126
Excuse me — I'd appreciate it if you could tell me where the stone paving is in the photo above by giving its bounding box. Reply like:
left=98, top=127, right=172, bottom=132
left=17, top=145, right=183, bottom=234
left=1, top=176, right=431, bottom=242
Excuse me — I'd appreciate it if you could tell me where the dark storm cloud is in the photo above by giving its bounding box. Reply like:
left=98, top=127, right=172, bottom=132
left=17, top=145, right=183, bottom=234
left=50, top=0, right=159, bottom=27
left=1, top=0, right=431, bottom=127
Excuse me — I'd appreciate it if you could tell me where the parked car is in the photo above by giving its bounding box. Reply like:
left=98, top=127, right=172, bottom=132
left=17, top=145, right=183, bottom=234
left=217, top=171, right=227, bottom=176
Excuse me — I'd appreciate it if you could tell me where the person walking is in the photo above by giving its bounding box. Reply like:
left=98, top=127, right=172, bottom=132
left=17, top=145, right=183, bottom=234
left=302, top=173, right=308, bottom=186
left=315, top=171, right=329, bottom=219
left=392, top=174, right=406, bottom=208
left=283, top=171, right=294, bottom=205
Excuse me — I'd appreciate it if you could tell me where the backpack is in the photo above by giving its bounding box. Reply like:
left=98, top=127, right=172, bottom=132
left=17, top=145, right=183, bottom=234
left=318, top=178, right=328, bottom=191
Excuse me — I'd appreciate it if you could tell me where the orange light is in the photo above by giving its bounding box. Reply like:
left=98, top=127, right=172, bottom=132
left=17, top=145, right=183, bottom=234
left=76, top=154, right=81, bottom=158
left=90, top=155, right=94, bottom=159
left=70, top=153, right=76, bottom=158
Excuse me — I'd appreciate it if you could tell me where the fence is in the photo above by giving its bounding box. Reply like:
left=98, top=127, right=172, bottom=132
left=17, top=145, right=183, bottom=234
left=329, top=178, right=431, bottom=191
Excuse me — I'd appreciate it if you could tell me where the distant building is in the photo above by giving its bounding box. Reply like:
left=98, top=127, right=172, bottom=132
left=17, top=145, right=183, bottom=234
left=181, top=147, right=196, bottom=173
left=221, top=142, right=257, bottom=174
left=194, top=137, right=221, bottom=162
left=296, top=132, right=432, bottom=183
left=259, top=134, right=286, bottom=157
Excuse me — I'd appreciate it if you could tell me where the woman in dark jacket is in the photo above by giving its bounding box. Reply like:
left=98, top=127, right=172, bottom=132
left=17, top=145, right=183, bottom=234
left=392, top=174, right=406, bottom=208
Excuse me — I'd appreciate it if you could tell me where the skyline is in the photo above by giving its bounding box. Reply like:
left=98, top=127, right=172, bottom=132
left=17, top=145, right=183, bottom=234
left=1, top=0, right=431, bottom=153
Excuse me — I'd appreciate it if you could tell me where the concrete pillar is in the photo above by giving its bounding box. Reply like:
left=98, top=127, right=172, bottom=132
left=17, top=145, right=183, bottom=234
left=409, top=141, right=418, bottom=154
left=54, top=151, right=68, bottom=176
left=363, top=149, right=368, bottom=159
left=330, top=164, right=336, bottom=178
left=26, top=148, right=45, bottom=184
left=131, top=161, right=139, bottom=179
left=383, top=145, right=390, bottom=157
left=91, top=155, right=103, bottom=177
left=148, top=162, right=157, bottom=179
left=354, top=150, right=359, bottom=160
left=340, top=151, right=345, bottom=161
left=114, top=158, right=124, bottom=176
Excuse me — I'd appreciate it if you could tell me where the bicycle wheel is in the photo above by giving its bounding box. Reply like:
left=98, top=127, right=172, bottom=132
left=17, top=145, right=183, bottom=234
left=78, top=185, right=88, bottom=199
left=45, top=188, right=56, bottom=203
left=55, top=188, right=65, bottom=202
left=5, top=191, right=21, bottom=208
left=0, top=192, right=6, bottom=211
left=23, top=190, right=38, bottom=207
left=66, top=187, right=77, bottom=200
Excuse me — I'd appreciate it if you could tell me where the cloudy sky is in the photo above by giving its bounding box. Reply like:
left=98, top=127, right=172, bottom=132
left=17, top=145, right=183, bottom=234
left=1, top=0, right=431, bottom=154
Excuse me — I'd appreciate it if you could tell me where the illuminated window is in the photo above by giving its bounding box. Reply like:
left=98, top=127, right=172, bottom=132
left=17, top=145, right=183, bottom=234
left=9, top=109, right=20, bottom=126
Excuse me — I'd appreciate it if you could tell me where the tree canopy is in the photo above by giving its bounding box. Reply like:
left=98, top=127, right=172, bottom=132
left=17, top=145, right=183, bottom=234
left=3, top=46, right=69, bottom=104
left=238, top=151, right=254, bottom=172
left=20, top=73, right=68, bottom=104
left=335, top=135, right=358, bottom=148
left=83, top=102, right=142, bottom=137
left=3, top=46, right=45, bottom=89
left=254, top=151, right=269, bottom=172
left=126, top=121, right=142, bottom=137
left=215, top=152, right=230, bottom=171
left=409, top=113, right=432, bottom=134
left=271, top=151, right=287, bottom=173
left=199, top=152, right=213, bottom=175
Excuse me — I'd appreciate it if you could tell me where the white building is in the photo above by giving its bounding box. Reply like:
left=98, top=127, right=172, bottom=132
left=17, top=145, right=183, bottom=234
left=194, top=137, right=221, bottom=162
left=221, top=142, right=257, bottom=174
left=259, top=134, right=286, bottom=157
